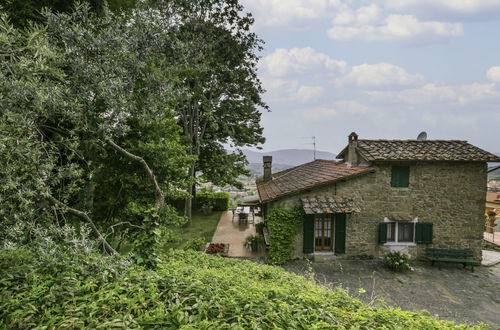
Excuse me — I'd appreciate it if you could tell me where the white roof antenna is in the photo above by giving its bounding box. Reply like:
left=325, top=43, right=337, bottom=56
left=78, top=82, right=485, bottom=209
left=417, top=131, right=428, bottom=140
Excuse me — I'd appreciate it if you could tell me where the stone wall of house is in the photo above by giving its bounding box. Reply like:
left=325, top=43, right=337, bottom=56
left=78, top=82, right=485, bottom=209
left=268, top=161, right=487, bottom=260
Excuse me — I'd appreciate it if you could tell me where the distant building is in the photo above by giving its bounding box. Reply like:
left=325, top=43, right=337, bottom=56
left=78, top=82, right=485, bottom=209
left=257, top=133, right=500, bottom=260
left=486, top=192, right=500, bottom=215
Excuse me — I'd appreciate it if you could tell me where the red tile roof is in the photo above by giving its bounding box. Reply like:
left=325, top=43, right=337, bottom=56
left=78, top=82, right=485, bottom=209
left=487, top=192, right=500, bottom=204
left=337, top=140, right=500, bottom=162
left=256, top=160, right=374, bottom=202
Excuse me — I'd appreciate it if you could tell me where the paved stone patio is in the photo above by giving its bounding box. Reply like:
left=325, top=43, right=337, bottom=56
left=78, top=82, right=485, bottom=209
left=283, top=256, right=500, bottom=327
left=211, top=211, right=266, bottom=258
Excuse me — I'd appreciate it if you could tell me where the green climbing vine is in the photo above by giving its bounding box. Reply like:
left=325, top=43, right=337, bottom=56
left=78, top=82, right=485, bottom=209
left=266, top=207, right=304, bottom=265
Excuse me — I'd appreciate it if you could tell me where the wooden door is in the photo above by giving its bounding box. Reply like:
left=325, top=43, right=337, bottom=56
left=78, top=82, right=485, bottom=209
left=314, top=215, right=333, bottom=251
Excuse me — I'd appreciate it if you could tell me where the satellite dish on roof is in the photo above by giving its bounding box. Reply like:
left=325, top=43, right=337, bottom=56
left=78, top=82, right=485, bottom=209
left=417, top=131, right=427, bottom=140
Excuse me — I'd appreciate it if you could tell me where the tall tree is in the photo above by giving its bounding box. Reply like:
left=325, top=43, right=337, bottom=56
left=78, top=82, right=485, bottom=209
left=0, top=0, right=137, bottom=27
left=0, top=5, right=190, bottom=265
left=145, top=0, right=267, bottom=222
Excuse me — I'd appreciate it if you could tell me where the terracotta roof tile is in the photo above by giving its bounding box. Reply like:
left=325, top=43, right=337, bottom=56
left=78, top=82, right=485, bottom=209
left=256, top=160, right=373, bottom=202
left=337, top=140, right=500, bottom=162
left=301, top=196, right=360, bottom=214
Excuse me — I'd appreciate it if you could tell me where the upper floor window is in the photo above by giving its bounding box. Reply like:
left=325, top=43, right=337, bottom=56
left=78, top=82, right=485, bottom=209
left=391, top=166, right=409, bottom=187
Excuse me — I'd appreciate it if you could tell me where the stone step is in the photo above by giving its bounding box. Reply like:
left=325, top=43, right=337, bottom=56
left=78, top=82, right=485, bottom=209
left=314, top=253, right=337, bottom=263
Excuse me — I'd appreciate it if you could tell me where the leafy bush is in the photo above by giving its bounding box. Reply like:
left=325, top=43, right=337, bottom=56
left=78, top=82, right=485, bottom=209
left=0, top=249, right=478, bottom=328
left=266, top=208, right=304, bottom=265
left=255, top=221, right=266, bottom=235
left=195, top=192, right=230, bottom=211
left=244, top=234, right=264, bottom=252
left=384, top=251, right=412, bottom=272
left=184, top=237, right=206, bottom=251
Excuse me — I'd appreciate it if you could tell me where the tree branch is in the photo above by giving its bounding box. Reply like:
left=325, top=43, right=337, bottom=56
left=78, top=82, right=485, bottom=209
left=105, top=139, right=165, bottom=212
left=109, top=221, right=145, bottom=233
left=46, top=194, right=117, bottom=255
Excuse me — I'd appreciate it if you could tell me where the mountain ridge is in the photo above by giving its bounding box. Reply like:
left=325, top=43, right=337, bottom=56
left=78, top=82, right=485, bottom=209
left=242, top=148, right=336, bottom=167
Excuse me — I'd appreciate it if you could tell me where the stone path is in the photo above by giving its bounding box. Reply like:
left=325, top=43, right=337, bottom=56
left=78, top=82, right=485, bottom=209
left=283, top=258, right=500, bottom=327
left=211, top=211, right=266, bottom=258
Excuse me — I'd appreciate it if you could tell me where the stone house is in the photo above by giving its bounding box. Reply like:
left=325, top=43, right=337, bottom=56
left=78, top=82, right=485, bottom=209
left=256, top=133, right=500, bottom=260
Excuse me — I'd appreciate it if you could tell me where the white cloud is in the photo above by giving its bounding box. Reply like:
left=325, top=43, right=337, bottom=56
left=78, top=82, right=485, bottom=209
left=337, top=62, right=424, bottom=87
left=261, top=77, right=325, bottom=102
left=384, top=0, right=500, bottom=15
left=487, top=66, right=500, bottom=82
left=260, top=47, right=347, bottom=77
left=241, top=0, right=340, bottom=30
left=299, top=100, right=373, bottom=120
left=367, top=83, right=499, bottom=105
left=328, top=14, right=463, bottom=42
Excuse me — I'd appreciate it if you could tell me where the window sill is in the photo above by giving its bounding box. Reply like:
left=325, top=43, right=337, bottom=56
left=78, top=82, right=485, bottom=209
left=384, top=242, right=416, bottom=246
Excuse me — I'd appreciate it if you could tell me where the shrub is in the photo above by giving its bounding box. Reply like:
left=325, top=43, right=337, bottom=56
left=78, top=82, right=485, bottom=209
left=244, top=234, right=264, bottom=252
left=195, top=192, right=230, bottom=211
left=184, top=237, right=206, bottom=251
left=266, top=208, right=304, bottom=265
left=255, top=221, right=266, bottom=235
left=384, top=251, right=412, bottom=272
left=0, top=250, right=478, bottom=328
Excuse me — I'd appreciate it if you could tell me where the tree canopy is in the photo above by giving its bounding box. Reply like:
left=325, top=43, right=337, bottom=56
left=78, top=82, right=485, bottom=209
left=0, top=0, right=266, bottom=261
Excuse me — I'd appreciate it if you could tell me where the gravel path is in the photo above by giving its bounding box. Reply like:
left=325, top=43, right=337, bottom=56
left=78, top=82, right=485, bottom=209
left=283, top=258, right=500, bottom=327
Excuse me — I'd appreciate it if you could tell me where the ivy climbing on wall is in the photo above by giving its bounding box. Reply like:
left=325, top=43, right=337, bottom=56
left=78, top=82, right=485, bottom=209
left=266, top=208, right=304, bottom=265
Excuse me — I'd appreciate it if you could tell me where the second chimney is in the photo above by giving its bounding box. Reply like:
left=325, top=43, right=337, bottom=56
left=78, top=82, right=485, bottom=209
left=347, top=132, right=358, bottom=166
left=263, top=156, right=272, bottom=182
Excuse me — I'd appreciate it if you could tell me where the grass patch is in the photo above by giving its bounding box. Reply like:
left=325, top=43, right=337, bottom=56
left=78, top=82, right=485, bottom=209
left=165, top=210, right=222, bottom=250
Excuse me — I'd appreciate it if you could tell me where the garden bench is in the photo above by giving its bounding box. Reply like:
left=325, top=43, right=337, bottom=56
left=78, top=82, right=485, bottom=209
left=262, top=227, right=270, bottom=248
left=425, top=248, right=480, bottom=272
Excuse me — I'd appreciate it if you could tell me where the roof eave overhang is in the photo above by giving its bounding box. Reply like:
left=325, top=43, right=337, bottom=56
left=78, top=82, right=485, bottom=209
left=259, top=168, right=376, bottom=203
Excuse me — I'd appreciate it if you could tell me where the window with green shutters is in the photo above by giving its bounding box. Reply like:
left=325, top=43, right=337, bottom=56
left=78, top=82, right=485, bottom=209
left=378, top=221, right=433, bottom=244
left=391, top=166, right=409, bottom=187
left=415, top=222, right=433, bottom=244
left=334, top=213, right=346, bottom=254
left=303, top=214, right=315, bottom=254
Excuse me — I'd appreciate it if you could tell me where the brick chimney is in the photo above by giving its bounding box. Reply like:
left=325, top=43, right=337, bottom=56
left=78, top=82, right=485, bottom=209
left=347, top=132, right=358, bottom=166
left=263, top=156, right=272, bottom=182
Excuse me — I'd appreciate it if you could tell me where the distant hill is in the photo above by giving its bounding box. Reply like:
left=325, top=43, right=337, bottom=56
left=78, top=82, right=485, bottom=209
left=242, top=149, right=336, bottom=167
left=242, top=149, right=336, bottom=176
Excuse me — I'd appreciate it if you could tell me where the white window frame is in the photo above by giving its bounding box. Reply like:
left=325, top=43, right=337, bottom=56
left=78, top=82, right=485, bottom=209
left=383, top=217, right=418, bottom=246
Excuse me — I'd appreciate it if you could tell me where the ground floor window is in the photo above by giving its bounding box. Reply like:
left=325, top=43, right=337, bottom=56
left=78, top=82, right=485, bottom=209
left=315, top=215, right=333, bottom=251
left=387, top=222, right=415, bottom=243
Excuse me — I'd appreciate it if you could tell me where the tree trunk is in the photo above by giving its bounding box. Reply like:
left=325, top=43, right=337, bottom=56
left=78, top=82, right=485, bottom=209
left=183, top=164, right=196, bottom=226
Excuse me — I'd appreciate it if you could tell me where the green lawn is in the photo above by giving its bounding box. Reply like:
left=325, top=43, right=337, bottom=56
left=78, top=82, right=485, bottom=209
left=165, top=210, right=223, bottom=250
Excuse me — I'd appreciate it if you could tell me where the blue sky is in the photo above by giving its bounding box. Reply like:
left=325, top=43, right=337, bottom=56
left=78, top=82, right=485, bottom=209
left=241, top=0, right=500, bottom=155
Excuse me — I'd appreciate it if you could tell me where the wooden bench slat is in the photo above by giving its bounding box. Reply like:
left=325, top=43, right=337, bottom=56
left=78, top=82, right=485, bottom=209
left=425, top=248, right=479, bottom=272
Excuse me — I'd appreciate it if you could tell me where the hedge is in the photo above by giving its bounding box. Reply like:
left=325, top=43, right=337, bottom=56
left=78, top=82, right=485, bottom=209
left=0, top=249, right=481, bottom=329
left=195, top=191, right=230, bottom=211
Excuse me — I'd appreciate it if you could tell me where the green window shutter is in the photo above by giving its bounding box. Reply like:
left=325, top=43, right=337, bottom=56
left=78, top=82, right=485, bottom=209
left=415, top=223, right=433, bottom=244
left=378, top=223, right=388, bottom=244
left=391, top=166, right=409, bottom=187
left=303, top=214, right=314, bottom=254
left=334, top=213, right=346, bottom=254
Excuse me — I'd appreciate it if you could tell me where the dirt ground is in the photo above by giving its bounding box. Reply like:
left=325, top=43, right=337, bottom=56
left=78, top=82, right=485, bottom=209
left=283, top=258, right=500, bottom=327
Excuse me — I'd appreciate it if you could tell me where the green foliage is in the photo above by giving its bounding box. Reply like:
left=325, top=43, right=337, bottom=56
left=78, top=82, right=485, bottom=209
left=195, top=191, right=230, bottom=211
left=184, top=237, right=206, bottom=251
left=255, top=221, right=265, bottom=235
left=384, top=251, right=412, bottom=272
left=0, top=4, right=193, bottom=263
left=0, top=249, right=479, bottom=328
left=0, top=0, right=138, bottom=27
left=244, top=234, right=264, bottom=252
left=161, top=210, right=222, bottom=251
left=266, top=208, right=304, bottom=265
